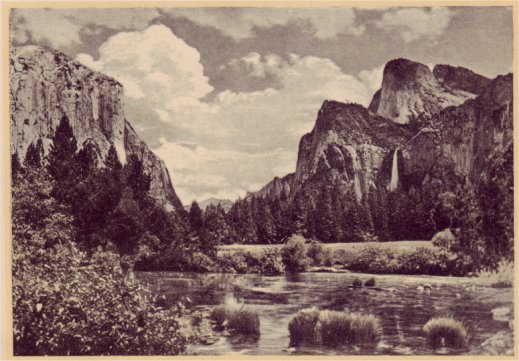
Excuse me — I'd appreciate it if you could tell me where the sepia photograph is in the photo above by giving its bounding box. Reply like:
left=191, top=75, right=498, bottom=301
left=3, top=1, right=516, bottom=357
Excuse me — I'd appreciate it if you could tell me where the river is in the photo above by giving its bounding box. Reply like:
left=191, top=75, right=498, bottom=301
left=136, top=272, right=514, bottom=356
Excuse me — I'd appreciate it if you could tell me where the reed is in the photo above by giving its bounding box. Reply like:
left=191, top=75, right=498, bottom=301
left=423, top=317, right=468, bottom=348
left=289, top=308, right=382, bottom=347
left=210, top=305, right=260, bottom=335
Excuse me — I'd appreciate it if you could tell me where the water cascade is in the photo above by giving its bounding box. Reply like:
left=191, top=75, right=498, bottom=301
left=388, top=148, right=399, bottom=191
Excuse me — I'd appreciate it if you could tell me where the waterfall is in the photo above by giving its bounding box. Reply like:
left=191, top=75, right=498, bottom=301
left=388, top=148, right=399, bottom=192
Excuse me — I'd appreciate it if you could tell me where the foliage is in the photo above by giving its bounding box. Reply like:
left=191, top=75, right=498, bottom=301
left=216, top=248, right=284, bottom=275
left=352, top=277, right=362, bottom=288
left=281, top=235, right=312, bottom=272
left=477, top=261, right=514, bottom=288
left=210, top=306, right=260, bottom=335
left=365, top=278, right=376, bottom=287
left=349, top=246, right=473, bottom=276
left=288, top=308, right=382, bottom=347
left=423, top=317, right=468, bottom=349
left=305, top=239, right=335, bottom=266
left=11, top=166, right=187, bottom=356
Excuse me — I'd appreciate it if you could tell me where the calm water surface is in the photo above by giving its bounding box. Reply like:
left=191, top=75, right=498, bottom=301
left=136, top=272, right=514, bottom=356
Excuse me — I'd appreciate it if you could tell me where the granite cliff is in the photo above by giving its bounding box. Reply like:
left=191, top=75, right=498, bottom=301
left=248, top=57, right=512, bottom=238
left=10, top=45, right=182, bottom=211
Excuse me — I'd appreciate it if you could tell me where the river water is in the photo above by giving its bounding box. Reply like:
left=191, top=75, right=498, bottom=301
left=136, top=272, right=514, bottom=356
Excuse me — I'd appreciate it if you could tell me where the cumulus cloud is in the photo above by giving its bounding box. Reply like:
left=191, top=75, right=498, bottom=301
left=167, top=8, right=365, bottom=39
left=358, top=64, right=385, bottom=96
left=75, top=24, right=377, bottom=202
left=375, top=7, right=455, bottom=42
left=11, top=8, right=160, bottom=48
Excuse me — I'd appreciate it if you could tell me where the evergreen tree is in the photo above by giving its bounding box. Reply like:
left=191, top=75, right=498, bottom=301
left=24, top=139, right=44, bottom=169
left=11, top=153, right=21, bottom=183
left=124, top=154, right=151, bottom=206
left=255, top=197, right=276, bottom=244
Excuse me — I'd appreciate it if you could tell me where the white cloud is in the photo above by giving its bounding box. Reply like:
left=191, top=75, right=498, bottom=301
left=11, top=8, right=161, bottom=48
left=74, top=25, right=376, bottom=202
left=375, top=7, right=455, bottom=42
left=167, top=8, right=365, bottom=39
left=358, top=64, right=385, bottom=96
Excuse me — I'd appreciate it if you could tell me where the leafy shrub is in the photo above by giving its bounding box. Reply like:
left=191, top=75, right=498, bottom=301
left=352, top=277, right=362, bottom=288
left=423, top=317, right=468, bottom=348
left=258, top=248, right=285, bottom=275
left=288, top=309, right=382, bottom=348
left=281, top=235, right=312, bottom=272
left=349, top=246, right=473, bottom=276
left=216, top=249, right=284, bottom=274
left=307, top=240, right=325, bottom=265
left=478, top=261, right=514, bottom=288
left=288, top=307, right=320, bottom=346
left=12, top=169, right=188, bottom=356
left=210, top=306, right=260, bottom=335
left=365, top=278, right=376, bottom=287
left=432, top=228, right=456, bottom=249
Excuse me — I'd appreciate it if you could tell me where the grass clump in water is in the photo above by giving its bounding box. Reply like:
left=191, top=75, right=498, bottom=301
left=288, top=309, right=382, bottom=347
left=423, top=317, right=468, bottom=348
left=365, top=277, right=376, bottom=287
left=210, top=306, right=260, bottom=335
left=288, top=307, right=320, bottom=346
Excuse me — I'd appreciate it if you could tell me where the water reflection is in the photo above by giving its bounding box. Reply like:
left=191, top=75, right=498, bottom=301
left=136, top=272, right=514, bottom=356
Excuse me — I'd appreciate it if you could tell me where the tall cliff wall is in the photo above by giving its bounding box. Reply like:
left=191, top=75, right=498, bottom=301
left=10, top=45, right=182, bottom=211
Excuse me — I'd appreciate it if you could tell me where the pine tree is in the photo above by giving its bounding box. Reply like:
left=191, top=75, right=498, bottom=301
left=24, top=139, right=44, bottom=169
left=124, top=154, right=151, bottom=207
left=47, top=116, right=80, bottom=205
left=11, top=153, right=21, bottom=183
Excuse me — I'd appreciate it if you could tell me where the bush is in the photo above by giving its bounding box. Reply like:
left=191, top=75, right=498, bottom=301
left=478, top=261, right=514, bottom=288
left=432, top=228, right=456, bottom=249
left=216, top=249, right=284, bottom=275
left=281, top=235, right=312, bottom=272
left=365, top=278, right=376, bottom=287
left=289, top=309, right=382, bottom=348
left=349, top=246, right=473, bottom=276
left=12, top=169, right=188, bottom=355
left=210, top=306, right=260, bottom=335
left=258, top=248, right=285, bottom=275
left=423, top=317, right=468, bottom=348
left=352, top=277, right=362, bottom=288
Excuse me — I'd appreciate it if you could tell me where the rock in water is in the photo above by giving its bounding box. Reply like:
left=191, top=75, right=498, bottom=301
left=10, top=45, right=183, bottom=211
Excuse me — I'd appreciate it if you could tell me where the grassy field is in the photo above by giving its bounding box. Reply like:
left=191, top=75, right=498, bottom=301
left=218, top=240, right=433, bottom=256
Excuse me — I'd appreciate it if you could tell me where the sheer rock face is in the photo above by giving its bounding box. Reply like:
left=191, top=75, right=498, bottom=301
left=290, top=101, right=412, bottom=202
left=249, top=58, right=512, bottom=213
left=370, top=58, right=475, bottom=124
left=402, top=73, right=513, bottom=188
left=10, top=45, right=182, bottom=211
left=246, top=173, right=295, bottom=200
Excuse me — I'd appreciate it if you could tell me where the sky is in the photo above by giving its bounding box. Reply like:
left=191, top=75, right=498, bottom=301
left=10, top=6, right=513, bottom=204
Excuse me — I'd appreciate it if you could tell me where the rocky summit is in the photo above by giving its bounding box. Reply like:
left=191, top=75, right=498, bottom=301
left=369, top=58, right=477, bottom=125
left=10, top=45, right=182, bottom=211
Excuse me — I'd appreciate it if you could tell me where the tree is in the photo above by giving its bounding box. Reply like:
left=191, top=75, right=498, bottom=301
left=24, top=139, right=44, bottom=169
left=11, top=153, right=21, bottom=183
left=47, top=116, right=80, bottom=205
left=124, top=154, right=151, bottom=207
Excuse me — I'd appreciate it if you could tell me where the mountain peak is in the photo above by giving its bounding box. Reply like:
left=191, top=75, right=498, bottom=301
left=370, top=58, right=475, bottom=124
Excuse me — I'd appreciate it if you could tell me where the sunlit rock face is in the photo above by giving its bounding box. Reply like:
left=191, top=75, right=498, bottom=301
left=249, top=58, right=512, bottom=232
left=370, top=58, right=476, bottom=125
left=401, top=73, right=513, bottom=188
left=292, top=101, right=411, bottom=201
left=10, top=45, right=183, bottom=211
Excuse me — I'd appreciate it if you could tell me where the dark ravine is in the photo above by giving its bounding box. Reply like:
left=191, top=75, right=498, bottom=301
left=10, top=45, right=183, bottom=211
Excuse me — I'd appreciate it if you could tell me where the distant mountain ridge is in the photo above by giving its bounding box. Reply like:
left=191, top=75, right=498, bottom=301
left=185, top=198, right=233, bottom=212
